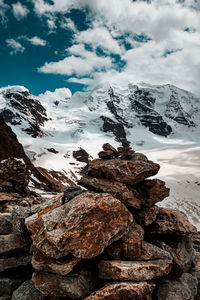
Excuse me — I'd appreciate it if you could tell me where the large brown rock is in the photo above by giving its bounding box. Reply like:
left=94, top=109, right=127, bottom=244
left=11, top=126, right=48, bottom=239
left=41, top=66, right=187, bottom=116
left=79, top=177, right=141, bottom=209
left=86, top=156, right=160, bottom=184
left=157, top=273, right=198, bottom=300
left=137, top=206, right=197, bottom=235
left=79, top=177, right=169, bottom=209
left=84, top=282, right=155, bottom=300
left=32, top=248, right=81, bottom=276
left=132, top=179, right=169, bottom=207
left=0, top=233, right=29, bottom=255
left=106, top=222, right=144, bottom=259
left=156, top=236, right=198, bottom=276
left=98, top=259, right=172, bottom=281
left=32, top=270, right=96, bottom=299
left=26, top=192, right=133, bottom=259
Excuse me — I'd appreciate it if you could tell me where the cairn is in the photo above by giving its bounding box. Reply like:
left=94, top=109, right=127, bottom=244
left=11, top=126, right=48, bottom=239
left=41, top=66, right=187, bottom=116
left=0, top=143, right=199, bottom=299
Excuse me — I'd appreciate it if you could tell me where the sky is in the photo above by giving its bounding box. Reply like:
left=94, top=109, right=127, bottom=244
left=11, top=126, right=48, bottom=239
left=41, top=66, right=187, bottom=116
left=0, top=0, right=200, bottom=95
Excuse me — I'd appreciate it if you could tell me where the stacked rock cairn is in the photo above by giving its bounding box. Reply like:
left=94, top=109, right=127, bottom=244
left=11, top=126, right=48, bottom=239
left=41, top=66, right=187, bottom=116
left=0, top=143, right=200, bottom=299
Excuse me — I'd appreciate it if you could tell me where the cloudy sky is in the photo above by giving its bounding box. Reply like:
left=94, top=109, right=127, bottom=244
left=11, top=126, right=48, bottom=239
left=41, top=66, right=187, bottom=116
left=0, top=0, right=200, bottom=95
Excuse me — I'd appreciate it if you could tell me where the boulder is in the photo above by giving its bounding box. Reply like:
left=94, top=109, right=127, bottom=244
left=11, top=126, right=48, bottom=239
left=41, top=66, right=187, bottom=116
left=79, top=177, right=169, bottom=209
left=98, top=259, right=172, bottom=281
left=32, top=270, right=96, bottom=298
left=102, top=143, right=118, bottom=155
left=157, top=236, right=197, bottom=276
left=139, top=242, right=171, bottom=261
left=84, top=281, right=155, bottom=300
left=132, top=179, right=169, bottom=207
left=32, top=248, right=81, bottom=276
left=79, top=177, right=141, bottom=209
left=106, top=222, right=144, bottom=259
left=0, top=277, right=24, bottom=297
left=138, top=206, right=197, bottom=235
left=157, top=273, right=198, bottom=300
left=0, top=255, right=31, bottom=272
left=63, top=186, right=85, bottom=202
left=0, top=213, right=12, bottom=235
left=26, top=192, right=133, bottom=259
left=0, top=234, right=29, bottom=255
left=11, top=280, right=62, bottom=300
left=86, top=156, right=160, bottom=184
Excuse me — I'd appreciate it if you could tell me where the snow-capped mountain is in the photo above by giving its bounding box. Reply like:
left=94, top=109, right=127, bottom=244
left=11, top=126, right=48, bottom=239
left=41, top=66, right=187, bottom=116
left=0, top=82, right=200, bottom=228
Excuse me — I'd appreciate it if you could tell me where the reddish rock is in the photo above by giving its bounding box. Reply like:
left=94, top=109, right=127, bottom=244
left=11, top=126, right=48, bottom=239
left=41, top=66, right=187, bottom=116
left=86, top=156, right=160, bottom=185
left=84, top=281, right=155, bottom=300
left=0, top=158, right=29, bottom=196
left=139, top=242, right=171, bottom=261
left=79, top=176, right=141, bottom=209
left=103, top=143, right=118, bottom=155
left=79, top=177, right=169, bottom=209
left=106, top=222, right=144, bottom=259
left=135, top=206, right=160, bottom=227
left=32, top=248, right=81, bottom=276
left=0, top=233, right=29, bottom=255
left=133, top=179, right=169, bottom=207
left=0, top=116, right=60, bottom=192
left=143, top=207, right=197, bottom=235
left=98, top=150, right=116, bottom=159
left=98, top=259, right=172, bottom=281
left=26, top=192, right=133, bottom=259
left=32, top=270, right=96, bottom=298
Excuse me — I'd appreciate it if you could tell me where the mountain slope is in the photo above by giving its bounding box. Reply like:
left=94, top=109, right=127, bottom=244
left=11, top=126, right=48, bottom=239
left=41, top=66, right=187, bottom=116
left=0, top=82, right=200, bottom=229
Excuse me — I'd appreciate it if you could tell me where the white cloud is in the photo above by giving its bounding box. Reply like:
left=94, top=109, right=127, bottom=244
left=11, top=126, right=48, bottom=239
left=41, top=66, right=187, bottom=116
left=12, top=2, right=29, bottom=21
left=34, top=0, right=200, bottom=94
left=38, top=44, right=113, bottom=76
left=25, top=36, right=47, bottom=46
left=6, top=38, right=25, bottom=55
left=60, top=17, right=76, bottom=32
left=75, top=26, right=122, bottom=54
left=0, top=0, right=9, bottom=24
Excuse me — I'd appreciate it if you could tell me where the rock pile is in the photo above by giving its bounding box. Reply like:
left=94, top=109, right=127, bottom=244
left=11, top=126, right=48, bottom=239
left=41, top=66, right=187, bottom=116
left=0, top=143, right=199, bottom=299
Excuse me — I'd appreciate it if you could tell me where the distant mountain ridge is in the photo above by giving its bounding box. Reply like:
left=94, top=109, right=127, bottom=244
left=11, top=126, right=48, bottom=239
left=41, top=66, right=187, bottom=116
left=0, top=83, right=199, bottom=145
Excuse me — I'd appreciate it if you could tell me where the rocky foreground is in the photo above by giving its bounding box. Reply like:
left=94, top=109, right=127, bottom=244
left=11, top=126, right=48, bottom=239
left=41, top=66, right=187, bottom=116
left=0, top=143, right=200, bottom=299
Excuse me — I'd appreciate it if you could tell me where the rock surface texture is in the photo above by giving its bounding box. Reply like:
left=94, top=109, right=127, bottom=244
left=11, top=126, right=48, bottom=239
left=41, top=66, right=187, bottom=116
left=0, top=143, right=199, bottom=299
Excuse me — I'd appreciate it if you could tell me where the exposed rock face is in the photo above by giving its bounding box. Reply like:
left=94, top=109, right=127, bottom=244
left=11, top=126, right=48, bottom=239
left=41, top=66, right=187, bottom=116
left=0, top=158, right=29, bottom=196
left=100, top=116, right=128, bottom=143
left=0, top=88, right=48, bottom=138
left=32, top=270, right=96, bottom=298
left=0, top=255, right=31, bottom=272
left=84, top=281, right=155, bottom=300
left=98, top=259, right=172, bottom=281
left=0, top=116, right=60, bottom=193
left=25, top=192, right=133, bottom=259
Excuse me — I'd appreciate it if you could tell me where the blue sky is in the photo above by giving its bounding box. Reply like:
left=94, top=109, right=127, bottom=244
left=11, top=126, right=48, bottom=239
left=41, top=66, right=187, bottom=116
left=0, top=0, right=200, bottom=95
